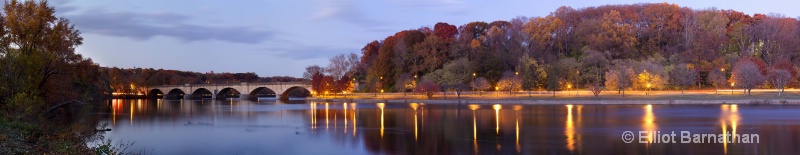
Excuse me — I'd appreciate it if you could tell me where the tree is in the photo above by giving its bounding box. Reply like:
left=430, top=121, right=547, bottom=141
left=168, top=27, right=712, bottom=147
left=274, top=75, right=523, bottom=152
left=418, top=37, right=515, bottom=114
left=334, top=75, right=353, bottom=96
left=636, top=60, right=667, bottom=93
left=310, top=72, right=323, bottom=95
left=0, top=0, right=89, bottom=117
left=395, top=73, right=415, bottom=96
left=303, top=65, right=324, bottom=80
left=423, top=58, right=472, bottom=87
left=434, top=22, right=458, bottom=40
left=557, top=58, right=581, bottom=94
left=470, top=77, right=491, bottom=96
left=443, top=83, right=470, bottom=99
left=767, top=69, right=791, bottom=96
left=668, top=63, right=698, bottom=93
left=497, top=71, right=522, bottom=95
left=544, top=65, right=563, bottom=97
left=731, top=58, right=766, bottom=95
left=415, top=80, right=440, bottom=99
left=707, top=69, right=727, bottom=94
left=580, top=49, right=609, bottom=97
left=517, top=55, right=542, bottom=96
left=605, top=64, right=635, bottom=97
left=326, top=52, right=360, bottom=80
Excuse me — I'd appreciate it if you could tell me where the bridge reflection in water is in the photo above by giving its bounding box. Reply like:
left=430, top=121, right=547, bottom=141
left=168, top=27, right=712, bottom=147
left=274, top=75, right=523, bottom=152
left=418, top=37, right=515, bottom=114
left=101, top=99, right=795, bottom=154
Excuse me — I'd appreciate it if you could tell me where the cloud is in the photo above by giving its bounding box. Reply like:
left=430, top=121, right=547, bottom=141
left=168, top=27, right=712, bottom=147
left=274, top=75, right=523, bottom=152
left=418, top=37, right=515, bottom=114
left=389, top=0, right=468, bottom=12
left=257, top=44, right=353, bottom=60
left=313, top=0, right=389, bottom=32
left=68, top=9, right=276, bottom=44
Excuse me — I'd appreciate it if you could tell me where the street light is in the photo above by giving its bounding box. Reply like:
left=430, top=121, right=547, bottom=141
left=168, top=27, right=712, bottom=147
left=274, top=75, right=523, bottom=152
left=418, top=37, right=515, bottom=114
left=495, top=86, right=499, bottom=97
left=646, top=83, right=651, bottom=95
left=567, top=84, right=572, bottom=96
left=730, top=82, right=735, bottom=95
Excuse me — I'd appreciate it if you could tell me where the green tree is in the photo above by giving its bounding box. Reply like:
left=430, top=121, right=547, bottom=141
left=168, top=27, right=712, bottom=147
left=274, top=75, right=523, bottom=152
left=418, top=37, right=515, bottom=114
left=544, top=64, right=563, bottom=97
left=0, top=0, right=91, bottom=118
left=517, top=54, right=542, bottom=96
left=580, top=49, right=609, bottom=97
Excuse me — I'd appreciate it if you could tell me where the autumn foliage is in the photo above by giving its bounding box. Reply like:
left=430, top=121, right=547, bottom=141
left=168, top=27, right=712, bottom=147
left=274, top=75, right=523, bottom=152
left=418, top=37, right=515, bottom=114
left=344, top=3, right=800, bottom=95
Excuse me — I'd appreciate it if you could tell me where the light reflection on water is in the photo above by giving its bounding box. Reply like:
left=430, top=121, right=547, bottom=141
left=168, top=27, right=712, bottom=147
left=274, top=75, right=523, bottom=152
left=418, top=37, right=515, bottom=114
left=96, top=99, right=800, bottom=154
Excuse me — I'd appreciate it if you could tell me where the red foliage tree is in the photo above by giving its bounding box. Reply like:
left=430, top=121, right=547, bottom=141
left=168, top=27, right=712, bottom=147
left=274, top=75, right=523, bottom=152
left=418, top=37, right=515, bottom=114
left=433, top=22, right=457, bottom=40
left=415, top=80, right=440, bottom=99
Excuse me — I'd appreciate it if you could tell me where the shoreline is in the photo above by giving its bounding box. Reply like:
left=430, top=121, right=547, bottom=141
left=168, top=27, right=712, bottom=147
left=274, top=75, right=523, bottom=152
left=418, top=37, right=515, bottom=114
left=308, top=98, right=800, bottom=105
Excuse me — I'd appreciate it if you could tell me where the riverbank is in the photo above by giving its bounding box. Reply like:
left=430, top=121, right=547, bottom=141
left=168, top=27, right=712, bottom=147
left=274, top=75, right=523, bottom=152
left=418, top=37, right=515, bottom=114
left=309, top=89, right=800, bottom=105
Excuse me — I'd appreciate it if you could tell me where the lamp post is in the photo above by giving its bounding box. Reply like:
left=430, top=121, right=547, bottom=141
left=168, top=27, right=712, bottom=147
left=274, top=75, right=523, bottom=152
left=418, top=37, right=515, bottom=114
left=495, top=86, right=499, bottom=97
left=730, top=82, right=734, bottom=95
left=646, top=83, right=651, bottom=95
left=567, top=84, right=572, bottom=96
left=576, top=70, right=580, bottom=96
left=472, top=73, right=476, bottom=94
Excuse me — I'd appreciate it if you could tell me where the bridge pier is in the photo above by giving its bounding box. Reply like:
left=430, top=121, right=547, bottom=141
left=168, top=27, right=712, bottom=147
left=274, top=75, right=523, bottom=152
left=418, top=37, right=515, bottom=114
left=184, top=93, right=192, bottom=100
left=240, top=94, right=249, bottom=99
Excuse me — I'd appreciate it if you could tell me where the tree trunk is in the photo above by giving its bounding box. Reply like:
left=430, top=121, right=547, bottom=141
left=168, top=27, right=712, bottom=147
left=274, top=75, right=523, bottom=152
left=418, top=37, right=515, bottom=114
left=528, top=90, right=531, bottom=97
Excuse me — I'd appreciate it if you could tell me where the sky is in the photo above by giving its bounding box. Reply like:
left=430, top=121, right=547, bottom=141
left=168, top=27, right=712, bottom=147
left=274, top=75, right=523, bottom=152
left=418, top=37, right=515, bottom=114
left=52, top=0, right=800, bottom=77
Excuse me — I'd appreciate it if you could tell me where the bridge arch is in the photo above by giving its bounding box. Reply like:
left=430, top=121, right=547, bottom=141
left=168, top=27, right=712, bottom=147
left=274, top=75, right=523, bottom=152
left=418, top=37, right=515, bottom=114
left=148, top=89, right=164, bottom=99
left=281, top=86, right=311, bottom=100
left=165, top=88, right=185, bottom=100
left=216, top=87, right=241, bottom=100
left=191, top=88, right=213, bottom=99
left=249, top=87, right=276, bottom=100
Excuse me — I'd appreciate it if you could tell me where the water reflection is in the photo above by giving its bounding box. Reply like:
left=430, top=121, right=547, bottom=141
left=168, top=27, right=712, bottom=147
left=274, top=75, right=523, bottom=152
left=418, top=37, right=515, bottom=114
left=643, top=104, right=657, bottom=145
left=720, top=104, right=741, bottom=154
left=494, top=104, right=501, bottom=134
left=469, top=104, right=479, bottom=154
left=99, top=99, right=799, bottom=154
left=377, top=103, right=385, bottom=138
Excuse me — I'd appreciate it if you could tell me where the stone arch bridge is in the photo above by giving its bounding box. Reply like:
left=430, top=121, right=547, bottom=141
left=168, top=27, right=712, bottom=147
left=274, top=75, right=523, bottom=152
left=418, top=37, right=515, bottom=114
left=147, top=82, right=311, bottom=100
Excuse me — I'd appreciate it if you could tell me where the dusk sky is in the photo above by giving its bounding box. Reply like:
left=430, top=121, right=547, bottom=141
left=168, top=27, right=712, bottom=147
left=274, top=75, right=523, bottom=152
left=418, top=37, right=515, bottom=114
left=53, top=0, right=800, bottom=77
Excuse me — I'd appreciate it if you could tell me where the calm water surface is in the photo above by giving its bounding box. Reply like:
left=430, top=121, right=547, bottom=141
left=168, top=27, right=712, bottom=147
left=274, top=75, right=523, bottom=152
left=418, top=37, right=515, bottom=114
left=94, top=99, right=800, bottom=154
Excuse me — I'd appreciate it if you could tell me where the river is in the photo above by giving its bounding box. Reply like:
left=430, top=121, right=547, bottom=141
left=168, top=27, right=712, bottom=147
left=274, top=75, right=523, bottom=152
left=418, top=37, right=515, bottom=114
left=92, top=99, right=800, bottom=154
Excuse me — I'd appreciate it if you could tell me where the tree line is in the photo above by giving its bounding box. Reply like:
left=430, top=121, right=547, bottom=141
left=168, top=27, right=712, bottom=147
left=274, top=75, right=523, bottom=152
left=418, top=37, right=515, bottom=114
left=308, top=3, right=800, bottom=97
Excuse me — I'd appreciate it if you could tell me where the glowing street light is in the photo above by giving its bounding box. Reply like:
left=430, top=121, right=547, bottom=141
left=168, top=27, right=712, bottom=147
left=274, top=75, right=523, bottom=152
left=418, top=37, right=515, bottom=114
left=495, top=86, right=499, bottom=97
left=646, top=83, right=651, bottom=95
left=567, top=84, right=572, bottom=96
left=731, top=82, right=735, bottom=95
